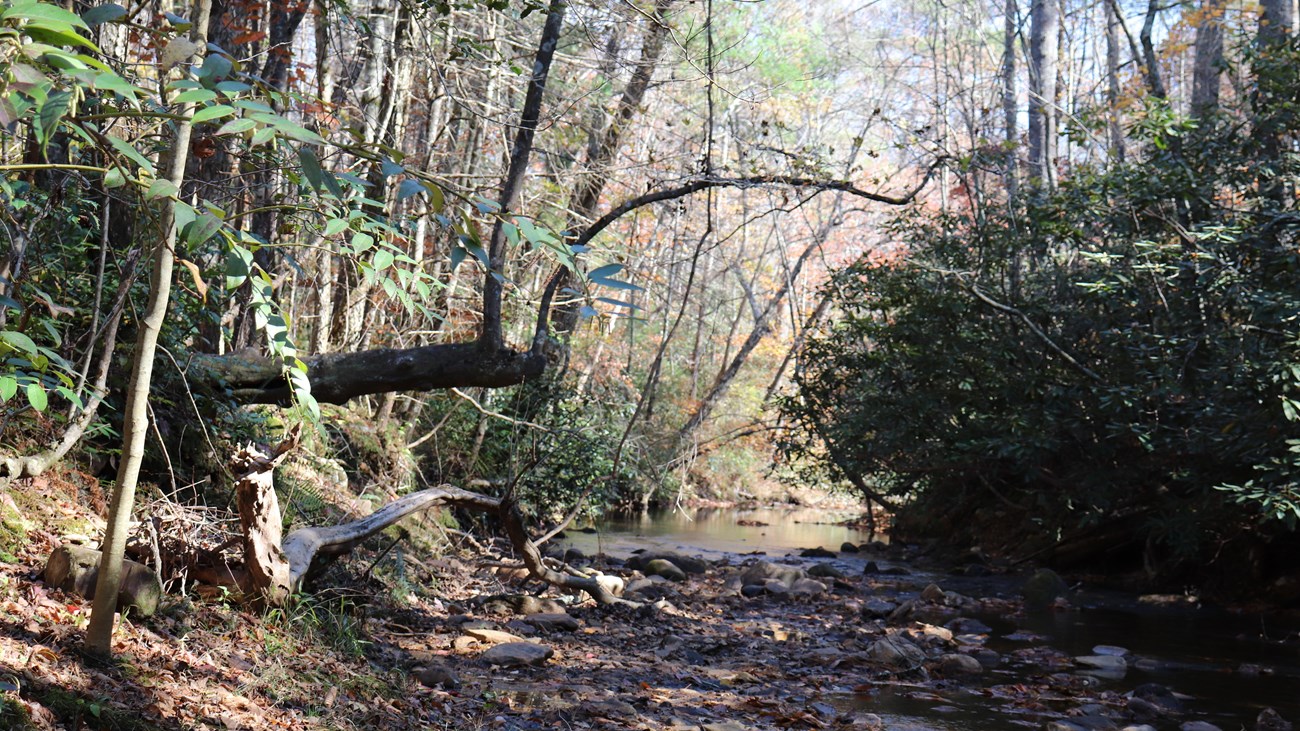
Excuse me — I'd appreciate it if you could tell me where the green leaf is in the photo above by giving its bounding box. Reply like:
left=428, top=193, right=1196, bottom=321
left=146, top=178, right=178, bottom=201
left=0, top=376, right=16, bottom=401
left=183, top=213, right=223, bottom=248
left=0, top=331, right=38, bottom=354
left=191, top=104, right=235, bottom=123
left=171, top=88, right=217, bottom=104
left=25, top=381, right=47, bottom=411
left=588, top=263, right=624, bottom=280
left=3, top=0, right=90, bottom=30
left=106, top=135, right=154, bottom=175
left=225, top=245, right=253, bottom=288
left=81, top=3, right=127, bottom=26
left=103, top=167, right=126, bottom=188
left=396, top=178, right=425, bottom=202
left=215, top=117, right=256, bottom=136
left=324, top=218, right=349, bottom=236
left=373, top=250, right=394, bottom=271
left=350, top=233, right=374, bottom=253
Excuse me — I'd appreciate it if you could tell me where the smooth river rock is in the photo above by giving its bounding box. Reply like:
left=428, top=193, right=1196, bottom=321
left=481, top=641, right=554, bottom=667
left=644, top=558, right=688, bottom=582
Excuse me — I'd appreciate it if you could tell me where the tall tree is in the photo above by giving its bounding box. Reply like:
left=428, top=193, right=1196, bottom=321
left=1027, top=0, right=1059, bottom=189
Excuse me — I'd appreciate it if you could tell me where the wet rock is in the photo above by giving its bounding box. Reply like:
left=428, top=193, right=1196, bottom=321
left=625, top=576, right=674, bottom=599
left=849, top=712, right=884, bottom=728
left=862, top=561, right=881, bottom=574
left=740, top=561, right=806, bottom=588
left=956, top=563, right=992, bottom=577
left=1093, top=645, right=1129, bottom=657
left=1076, top=655, right=1128, bottom=671
left=887, top=600, right=917, bottom=623
left=525, top=612, right=579, bottom=632
left=740, top=584, right=765, bottom=598
left=481, top=641, right=553, bottom=667
left=626, top=551, right=709, bottom=574
left=1120, top=726, right=1157, bottom=731
left=1047, top=716, right=1118, bottom=731
left=920, top=583, right=946, bottom=602
left=865, top=634, right=926, bottom=667
left=764, top=578, right=792, bottom=596
left=44, top=544, right=161, bottom=617
left=861, top=598, right=897, bottom=619
left=1179, top=723, right=1223, bottom=731
left=808, top=563, right=845, bottom=579
left=464, top=628, right=526, bottom=645
left=415, top=663, right=459, bottom=689
left=1258, top=708, right=1293, bottom=731
left=644, top=558, right=688, bottom=582
left=939, top=653, right=983, bottom=674
left=1132, top=684, right=1184, bottom=714
left=1023, top=568, right=1069, bottom=609
left=562, top=547, right=586, bottom=563
left=790, top=578, right=827, bottom=595
left=972, top=648, right=1002, bottom=668
left=841, top=542, right=860, bottom=553
left=800, top=547, right=837, bottom=558
left=946, top=617, right=992, bottom=633
left=1125, top=698, right=1170, bottom=723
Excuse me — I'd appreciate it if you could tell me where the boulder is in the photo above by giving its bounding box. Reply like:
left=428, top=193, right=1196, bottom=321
left=790, top=578, right=827, bottom=596
left=939, top=653, right=984, bottom=674
left=415, top=663, right=459, bottom=689
left=808, top=563, right=845, bottom=579
left=841, top=542, right=860, bottom=553
left=740, top=584, right=765, bottom=598
left=1022, top=568, right=1069, bottom=608
left=799, top=547, right=837, bottom=559
left=644, top=558, right=687, bottom=582
left=920, top=583, right=946, bottom=602
left=481, top=641, right=554, bottom=667
left=764, top=578, right=791, bottom=595
left=43, top=544, right=161, bottom=617
left=626, top=551, right=708, bottom=574
left=740, top=561, right=805, bottom=588
left=525, top=612, right=579, bottom=632
left=865, top=635, right=926, bottom=668
left=1258, top=708, right=1293, bottom=731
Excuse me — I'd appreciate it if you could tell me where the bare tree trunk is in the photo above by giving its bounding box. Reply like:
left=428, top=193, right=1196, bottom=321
left=1106, top=0, right=1126, bottom=161
left=1002, top=0, right=1019, bottom=197
left=1027, top=0, right=1059, bottom=189
left=85, top=0, right=213, bottom=657
left=1139, top=0, right=1168, bottom=98
left=1192, top=0, right=1225, bottom=116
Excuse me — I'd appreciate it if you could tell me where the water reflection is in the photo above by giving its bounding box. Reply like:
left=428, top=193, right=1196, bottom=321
left=559, top=506, right=878, bottom=560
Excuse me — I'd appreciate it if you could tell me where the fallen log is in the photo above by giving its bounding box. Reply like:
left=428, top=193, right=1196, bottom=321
left=231, top=425, right=630, bottom=606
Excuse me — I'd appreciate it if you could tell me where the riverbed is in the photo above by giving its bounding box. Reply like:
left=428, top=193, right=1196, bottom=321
left=560, top=505, right=1300, bottom=730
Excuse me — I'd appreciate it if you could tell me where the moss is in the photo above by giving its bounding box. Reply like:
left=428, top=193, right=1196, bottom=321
left=0, top=695, right=34, bottom=730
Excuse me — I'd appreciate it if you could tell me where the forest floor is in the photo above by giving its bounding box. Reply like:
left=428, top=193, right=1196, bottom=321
left=0, top=467, right=1293, bottom=731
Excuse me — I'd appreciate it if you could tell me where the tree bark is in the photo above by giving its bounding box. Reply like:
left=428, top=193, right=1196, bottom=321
left=1191, top=0, right=1225, bottom=116
left=85, top=0, right=214, bottom=657
left=1027, top=0, right=1059, bottom=189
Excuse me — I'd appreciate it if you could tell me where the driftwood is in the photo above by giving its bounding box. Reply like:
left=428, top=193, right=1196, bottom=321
left=230, top=426, right=629, bottom=606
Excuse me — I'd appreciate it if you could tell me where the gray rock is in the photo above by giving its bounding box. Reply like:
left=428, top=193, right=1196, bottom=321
left=478, top=594, right=568, bottom=616
left=939, top=653, right=984, bottom=674
left=1077, top=655, right=1128, bottom=671
left=841, top=542, right=860, bottom=553
left=524, top=612, right=579, bottom=632
left=764, top=578, right=791, bottom=595
left=644, top=558, right=687, bottom=582
left=740, top=561, right=806, bottom=588
left=1023, top=568, right=1069, bottom=608
left=946, top=617, right=993, bottom=633
left=481, top=641, right=554, bottom=667
left=416, top=663, right=459, bottom=689
left=626, top=551, right=709, bottom=574
left=862, top=561, right=881, bottom=574
left=1120, top=726, right=1157, bottom=731
left=920, top=583, right=946, bottom=602
left=887, top=600, right=916, bottom=623
left=790, top=578, right=827, bottom=595
left=587, top=698, right=638, bottom=719
left=740, top=584, right=766, bottom=598
left=808, top=563, right=845, bottom=579
left=44, top=544, right=161, bottom=617
left=1093, top=645, right=1130, bottom=656
left=1179, top=723, right=1223, bottom=731
left=800, top=547, right=837, bottom=558
left=1258, top=708, right=1293, bottom=731
left=861, top=598, right=897, bottom=619
left=865, top=635, right=926, bottom=667
left=1133, top=684, right=1183, bottom=713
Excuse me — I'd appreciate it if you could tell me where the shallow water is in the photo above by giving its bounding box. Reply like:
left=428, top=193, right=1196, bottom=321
left=562, top=506, right=1300, bottom=730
